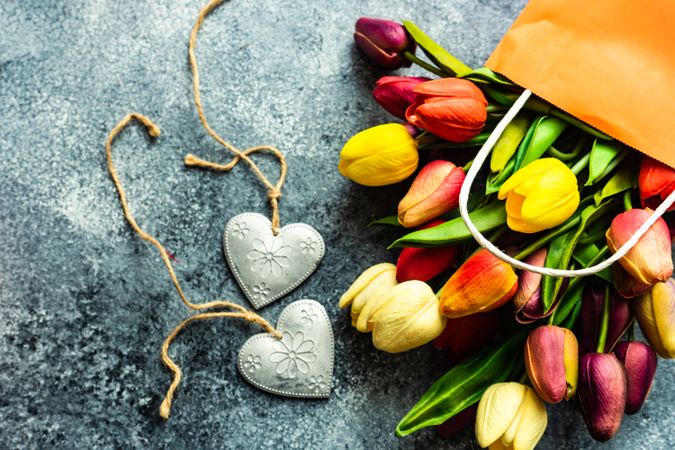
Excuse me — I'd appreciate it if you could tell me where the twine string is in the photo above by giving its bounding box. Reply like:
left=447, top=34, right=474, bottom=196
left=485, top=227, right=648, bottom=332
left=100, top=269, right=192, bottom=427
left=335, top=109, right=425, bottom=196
left=185, top=0, right=287, bottom=235
left=105, top=113, right=281, bottom=420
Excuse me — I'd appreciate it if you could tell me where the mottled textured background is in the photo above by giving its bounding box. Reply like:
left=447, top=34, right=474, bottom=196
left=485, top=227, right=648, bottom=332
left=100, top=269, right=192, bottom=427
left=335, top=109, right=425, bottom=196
left=0, top=0, right=672, bottom=448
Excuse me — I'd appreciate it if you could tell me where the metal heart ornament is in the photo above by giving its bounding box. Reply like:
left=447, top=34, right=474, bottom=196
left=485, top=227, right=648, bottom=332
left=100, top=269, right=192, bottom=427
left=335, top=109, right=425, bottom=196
left=224, top=213, right=325, bottom=309
left=237, top=299, right=334, bottom=398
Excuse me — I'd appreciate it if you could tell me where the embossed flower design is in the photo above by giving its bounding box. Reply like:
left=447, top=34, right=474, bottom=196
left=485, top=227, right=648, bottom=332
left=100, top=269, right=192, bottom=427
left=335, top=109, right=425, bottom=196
left=300, top=308, right=318, bottom=327
left=242, top=354, right=262, bottom=373
left=269, top=331, right=317, bottom=379
left=307, top=375, right=327, bottom=393
left=299, top=237, right=318, bottom=254
left=247, top=237, right=292, bottom=278
left=252, top=282, right=271, bottom=302
left=232, top=221, right=249, bottom=239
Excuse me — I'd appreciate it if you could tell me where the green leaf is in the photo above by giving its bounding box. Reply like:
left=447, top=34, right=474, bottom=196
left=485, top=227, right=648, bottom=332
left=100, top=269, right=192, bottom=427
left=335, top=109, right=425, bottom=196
left=486, top=158, right=515, bottom=195
left=552, top=282, right=585, bottom=328
left=402, top=21, right=472, bottom=76
left=389, top=202, right=506, bottom=248
left=515, top=116, right=567, bottom=170
left=573, top=243, right=612, bottom=283
left=593, top=163, right=635, bottom=205
left=586, top=139, right=624, bottom=186
left=482, top=86, right=518, bottom=106
left=460, top=67, right=515, bottom=86
left=369, top=215, right=402, bottom=227
left=490, top=115, right=530, bottom=173
left=395, top=330, right=527, bottom=437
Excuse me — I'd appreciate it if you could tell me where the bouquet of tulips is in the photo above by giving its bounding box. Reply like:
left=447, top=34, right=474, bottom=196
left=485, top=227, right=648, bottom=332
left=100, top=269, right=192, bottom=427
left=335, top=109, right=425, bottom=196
left=339, top=17, right=675, bottom=448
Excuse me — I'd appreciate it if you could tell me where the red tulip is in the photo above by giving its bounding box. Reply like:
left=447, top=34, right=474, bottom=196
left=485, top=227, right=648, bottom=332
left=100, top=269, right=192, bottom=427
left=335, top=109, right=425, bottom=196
left=433, top=309, right=501, bottom=362
left=436, top=404, right=478, bottom=438
left=638, top=156, right=675, bottom=211
left=354, top=18, right=415, bottom=70
left=396, top=220, right=460, bottom=282
left=405, top=78, right=487, bottom=143
left=578, top=285, right=632, bottom=354
left=373, top=76, right=430, bottom=119
left=613, top=341, right=657, bottom=415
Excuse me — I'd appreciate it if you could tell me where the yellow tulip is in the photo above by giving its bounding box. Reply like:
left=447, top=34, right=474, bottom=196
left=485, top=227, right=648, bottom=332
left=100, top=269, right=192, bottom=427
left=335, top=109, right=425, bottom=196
left=498, top=158, right=580, bottom=233
left=339, top=263, right=398, bottom=332
left=475, top=382, right=548, bottom=450
left=370, top=280, right=446, bottom=353
left=338, top=123, right=419, bottom=186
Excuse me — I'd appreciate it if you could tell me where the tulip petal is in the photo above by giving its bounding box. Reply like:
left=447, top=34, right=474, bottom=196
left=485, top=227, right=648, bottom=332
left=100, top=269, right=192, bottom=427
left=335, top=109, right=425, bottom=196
left=339, top=263, right=396, bottom=308
left=512, top=387, right=547, bottom=450
left=514, top=248, right=547, bottom=312
left=475, top=382, right=526, bottom=448
left=614, top=341, right=657, bottom=414
left=524, top=326, right=567, bottom=403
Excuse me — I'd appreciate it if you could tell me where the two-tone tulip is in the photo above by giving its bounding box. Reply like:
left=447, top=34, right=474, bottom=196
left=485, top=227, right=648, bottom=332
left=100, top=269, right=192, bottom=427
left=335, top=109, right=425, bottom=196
left=514, top=248, right=550, bottom=323
left=433, top=309, right=501, bottom=362
left=439, top=249, right=518, bottom=318
left=633, top=279, right=675, bottom=358
left=396, top=220, right=460, bottom=282
left=524, top=325, right=578, bottom=404
left=354, top=18, right=415, bottom=70
left=577, top=353, right=627, bottom=442
left=370, top=280, right=446, bottom=353
left=397, top=160, right=465, bottom=227
left=339, top=263, right=398, bottom=332
left=577, top=285, right=631, bottom=354
left=612, top=263, right=653, bottom=299
left=373, top=76, right=430, bottom=119
left=613, top=341, right=657, bottom=414
left=338, top=123, right=419, bottom=186
left=498, top=158, right=580, bottom=233
left=475, top=382, right=547, bottom=450
left=606, top=208, right=672, bottom=286
left=638, top=156, right=675, bottom=211
left=405, top=78, right=487, bottom=143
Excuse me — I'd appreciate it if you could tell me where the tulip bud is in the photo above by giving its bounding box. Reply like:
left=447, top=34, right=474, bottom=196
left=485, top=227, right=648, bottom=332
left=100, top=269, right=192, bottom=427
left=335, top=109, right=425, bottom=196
left=633, top=279, right=675, bottom=358
left=612, top=263, right=653, bottom=299
left=514, top=248, right=547, bottom=323
left=606, top=208, right=673, bottom=286
left=370, top=280, right=446, bottom=353
left=397, top=160, right=466, bottom=227
left=524, top=325, right=578, bottom=403
left=638, top=156, right=675, bottom=211
left=498, top=158, right=580, bottom=233
left=405, top=78, right=487, bottom=143
left=373, top=76, right=430, bottom=119
left=339, top=263, right=397, bottom=332
left=338, top=123, right=419, bottom=186
left=475, top=382, right=547, bottom=450
left=397, top=220, right=460, bottom=282
left=354, top=18, right=415, bottom=70
left=578, top=353, right=627, bottom=442
left=578, top=285, right=631, bottom=354
left=613, top=341, right=657, bottom=414
left=437, top=404, right=478, bottom=438
left=433, top=309, right=501, bottom=362
left=439, top=249, right=518, bottom=318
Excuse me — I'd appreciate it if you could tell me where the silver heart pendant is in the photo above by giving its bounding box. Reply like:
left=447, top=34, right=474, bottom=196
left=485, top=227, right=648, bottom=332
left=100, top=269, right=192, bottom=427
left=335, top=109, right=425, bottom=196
left=237, top=299, right=334, bottom=398
left=224, top=213, right=325, bottom=309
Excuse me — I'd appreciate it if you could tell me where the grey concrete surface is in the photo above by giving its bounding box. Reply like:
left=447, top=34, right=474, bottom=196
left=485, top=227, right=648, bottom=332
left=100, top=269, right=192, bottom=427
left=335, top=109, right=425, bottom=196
left=0, top=0, right=673, bottom=448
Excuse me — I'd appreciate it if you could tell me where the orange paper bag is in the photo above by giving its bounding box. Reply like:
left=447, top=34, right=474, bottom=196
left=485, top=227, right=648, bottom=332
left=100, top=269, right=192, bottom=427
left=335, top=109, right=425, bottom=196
left=485, top=0, right=675, bottom=168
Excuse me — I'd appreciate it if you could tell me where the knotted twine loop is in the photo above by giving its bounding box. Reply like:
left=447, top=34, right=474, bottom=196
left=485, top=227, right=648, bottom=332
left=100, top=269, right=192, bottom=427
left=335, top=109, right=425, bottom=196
left=105, top=113, right=281, bottom=420
left=184, top=0, right=287, bottom=235
left=459, top=88, right=675, bottom=277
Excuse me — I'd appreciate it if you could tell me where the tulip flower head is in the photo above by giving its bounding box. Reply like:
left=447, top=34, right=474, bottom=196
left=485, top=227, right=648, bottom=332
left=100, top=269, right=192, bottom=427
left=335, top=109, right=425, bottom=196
left=433, top=309, right=501, bottom=362
left=339, top=123, right=419, bottom=186
left=578, top=353, right=627, bottom=442
left=339, top=263, right=398, bottom=332
left=578, top=285, right=631, bottom=354
left=373, top=76, right=430, bottom=119
left=475, top=382, right=547, bottom=450
left=398, top=160, right=466, bottom=227
left=513, top=248, right=548, bottom=323
left=405, top=78, right=487, bottom=143
left=606, top=208, right=672, bottom=286
left=396, top=220, right=460, bottom=282
left=439, top=249, right=518, bottom=318
left=633, top=279, right=675, bottom=358
left=638, top=156, right=675, bottom=211
left=524, top=325, right=578, bottom=404
left=613, top=341, right=657, bottom=415
left=370, top=280, right=446, bottom=353
left=498, top=158, right=580, bottom=233
left=354, top=18, right=415, bottom=70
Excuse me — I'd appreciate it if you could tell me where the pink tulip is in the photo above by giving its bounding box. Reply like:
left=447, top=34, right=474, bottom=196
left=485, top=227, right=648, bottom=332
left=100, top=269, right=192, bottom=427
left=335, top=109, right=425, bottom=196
left=373, top=76, right=430, bottom=119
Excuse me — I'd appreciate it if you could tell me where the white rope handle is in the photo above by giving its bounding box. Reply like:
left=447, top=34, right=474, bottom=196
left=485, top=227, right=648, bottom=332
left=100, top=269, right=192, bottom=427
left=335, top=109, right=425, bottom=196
left=459, top=88, right=675, bottom=277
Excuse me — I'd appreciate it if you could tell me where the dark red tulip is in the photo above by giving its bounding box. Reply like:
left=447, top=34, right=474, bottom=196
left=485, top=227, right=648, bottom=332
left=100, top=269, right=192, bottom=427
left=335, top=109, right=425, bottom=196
left=578, top=285, right=632, bottom=354
left=613, top=341, right=657, bottom=414
left=396, top=219, right=460, bottom=282
left=373, top=76, right=430, bottom=119
left=578, top=353, right=627, bottom=442
left=638, top=156, right=675, bottom=211
left=433, top=309, right=501, bottom=362
left=436, top=403, right=478, bottom=438
left=354, top=18, right=415, bottom=70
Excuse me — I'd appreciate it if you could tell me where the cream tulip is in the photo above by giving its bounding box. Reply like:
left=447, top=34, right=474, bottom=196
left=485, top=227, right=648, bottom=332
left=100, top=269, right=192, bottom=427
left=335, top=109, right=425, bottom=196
left=339, top=263, right=398, bottom=332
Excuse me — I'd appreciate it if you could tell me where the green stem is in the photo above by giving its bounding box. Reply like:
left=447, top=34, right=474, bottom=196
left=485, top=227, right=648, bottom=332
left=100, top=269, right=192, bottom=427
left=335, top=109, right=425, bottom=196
left=487, top=104, right=507, bottom=113
left=567, top=246, right=609, bottom=292
left=512, top=216, right=581, bottom=261
left=463, top=160, right=473, bottom=172
left=402, top=51, right=446, bottom=77
left=623, top=190, right=633, bottom=211
left=596, top=284, right=611, bottom=353
left=571, top=152, right=591, bottom=175
left=628, top=320, right=636, bottom=341
left=547, top=134, right=588, bottom=161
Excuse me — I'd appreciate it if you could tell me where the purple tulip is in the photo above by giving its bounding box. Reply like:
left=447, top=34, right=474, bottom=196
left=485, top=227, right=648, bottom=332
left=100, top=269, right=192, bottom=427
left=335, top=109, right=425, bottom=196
left=613, top=341, right=657, bottom=414
left=354, top=18, right=415, bottom=70
left=578, top=285, right=632, bottom=354
left=578, top=353, right=627, bottom=442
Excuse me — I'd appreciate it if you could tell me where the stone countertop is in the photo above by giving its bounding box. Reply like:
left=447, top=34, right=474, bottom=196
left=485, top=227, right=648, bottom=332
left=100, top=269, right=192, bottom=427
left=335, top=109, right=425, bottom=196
left=0, top=0, right=672, bottom=448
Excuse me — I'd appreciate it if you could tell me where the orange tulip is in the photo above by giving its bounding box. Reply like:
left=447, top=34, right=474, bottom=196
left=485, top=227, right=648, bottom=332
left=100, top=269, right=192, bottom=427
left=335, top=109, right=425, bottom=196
left=397, top=160, right=465, bottom=227
left=439, top=249, right=518, bottom=318
left=638, top=156, right=675, bottom=211
left=405, top=78, right=487, bottom=143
